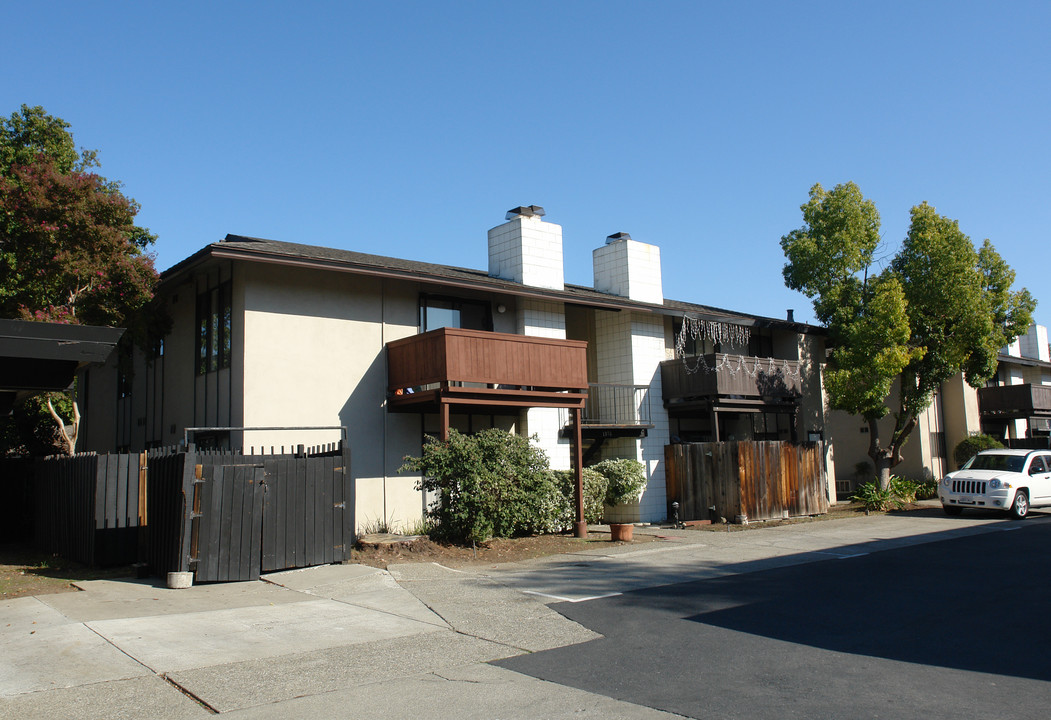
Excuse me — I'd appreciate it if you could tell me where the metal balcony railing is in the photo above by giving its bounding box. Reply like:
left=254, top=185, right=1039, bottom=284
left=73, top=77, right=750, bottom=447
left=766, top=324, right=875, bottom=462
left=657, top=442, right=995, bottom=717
left=558, top=383, right=652, bottom=429
left=582, top=383, right=651, bottom=426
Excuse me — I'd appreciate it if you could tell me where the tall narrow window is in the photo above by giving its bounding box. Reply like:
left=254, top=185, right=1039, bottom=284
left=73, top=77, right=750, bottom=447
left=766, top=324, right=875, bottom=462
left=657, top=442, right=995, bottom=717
left=209, top=287, right=220, bottom=372
left=196, top=280, right=233, bottom=375
left=196, top=292, right=209, bottom=375
left=220, top=282, right=232, bottom=368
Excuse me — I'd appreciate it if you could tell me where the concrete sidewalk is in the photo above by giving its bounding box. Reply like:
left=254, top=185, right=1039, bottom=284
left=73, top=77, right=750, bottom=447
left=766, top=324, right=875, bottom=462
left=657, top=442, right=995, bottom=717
left=1, top=507, right=1031, bottom=719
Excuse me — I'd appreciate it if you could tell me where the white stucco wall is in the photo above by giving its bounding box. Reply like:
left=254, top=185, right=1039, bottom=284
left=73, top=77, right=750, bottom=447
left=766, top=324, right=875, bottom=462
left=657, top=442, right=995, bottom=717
left=239, top=265, right=424, bottom=532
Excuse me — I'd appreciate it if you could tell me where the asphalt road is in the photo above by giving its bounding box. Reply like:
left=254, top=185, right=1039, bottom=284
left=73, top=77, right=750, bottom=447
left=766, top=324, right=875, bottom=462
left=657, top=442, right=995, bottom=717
left=496, top=515, right=1051, bottom=720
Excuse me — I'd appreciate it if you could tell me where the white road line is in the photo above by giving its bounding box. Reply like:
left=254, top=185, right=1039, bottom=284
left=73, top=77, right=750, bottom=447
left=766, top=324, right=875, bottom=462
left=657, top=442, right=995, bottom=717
left=809, top=550, right=870, bottom=559
left=522, top=590, right=623, bottom=603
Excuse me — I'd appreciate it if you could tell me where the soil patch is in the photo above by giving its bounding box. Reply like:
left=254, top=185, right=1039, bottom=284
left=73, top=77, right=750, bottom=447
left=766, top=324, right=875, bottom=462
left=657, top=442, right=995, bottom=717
left=2, top=503, right=935, bottom=594
left=349, top=531, right=657, bottom=569
left=684, top=500, right=933, bottom=532
left=0, top=544, right=134, bottom=600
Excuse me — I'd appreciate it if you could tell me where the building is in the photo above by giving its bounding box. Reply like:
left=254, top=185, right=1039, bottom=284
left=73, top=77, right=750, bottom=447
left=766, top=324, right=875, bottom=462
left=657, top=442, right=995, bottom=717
left=828, top=375, right=981, bottom=495
left=829, top=323, right=1051, bottom=495
left=978, top=323, right=1051, bottom=442
left=79, top=207, right=833, bottom=530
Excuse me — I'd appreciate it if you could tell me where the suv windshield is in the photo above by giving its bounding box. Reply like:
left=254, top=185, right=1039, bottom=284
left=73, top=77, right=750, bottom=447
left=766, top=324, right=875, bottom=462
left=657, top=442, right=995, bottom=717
left=969, top=454, right=1026, bottom=472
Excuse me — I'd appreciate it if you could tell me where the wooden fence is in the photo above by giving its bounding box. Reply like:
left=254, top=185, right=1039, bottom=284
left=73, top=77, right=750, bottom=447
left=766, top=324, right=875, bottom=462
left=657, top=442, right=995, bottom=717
left=33, top=453, right=144, bottom=566
left=28, top=441, right=353, bottom=581
left=0, top=457, right=34, bottom=542
left=665, top=441, right=829, bottom=523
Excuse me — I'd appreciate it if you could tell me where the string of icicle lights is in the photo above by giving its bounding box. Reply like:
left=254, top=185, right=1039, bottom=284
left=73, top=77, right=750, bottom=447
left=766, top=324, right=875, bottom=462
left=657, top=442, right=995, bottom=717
left=674, top=314, right=802, bottom=380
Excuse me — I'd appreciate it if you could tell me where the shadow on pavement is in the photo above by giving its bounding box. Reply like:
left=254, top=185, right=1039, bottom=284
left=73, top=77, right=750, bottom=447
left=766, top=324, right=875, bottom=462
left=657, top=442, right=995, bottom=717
left=565, top=518, right=1051, bottom=682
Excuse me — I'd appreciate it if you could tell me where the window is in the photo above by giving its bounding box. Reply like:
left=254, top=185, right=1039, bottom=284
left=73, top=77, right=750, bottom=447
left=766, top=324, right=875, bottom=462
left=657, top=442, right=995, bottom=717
left=196, top=280, right=232, bottom=375
left=748, top=329, right=773, bottom=358
left=673, top=319, right=717, bottom=355
left=930, top=431, right=947, bottom=459
left=419, top=294, right=492, bottom=332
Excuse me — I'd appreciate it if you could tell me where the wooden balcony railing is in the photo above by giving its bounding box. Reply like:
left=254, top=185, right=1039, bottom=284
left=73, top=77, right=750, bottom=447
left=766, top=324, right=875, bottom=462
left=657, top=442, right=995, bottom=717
left=660, top=354, right=803, bottom=404
left=386, top=328, right=588, bottom=413
left=978, top=384, right=1051, bottom=418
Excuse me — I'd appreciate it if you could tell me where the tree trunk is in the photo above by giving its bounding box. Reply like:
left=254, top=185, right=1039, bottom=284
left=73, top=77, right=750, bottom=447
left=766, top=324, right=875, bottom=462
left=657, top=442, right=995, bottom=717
left=47, top=397, right=79, bottom=456
left=874, top=454, right=893, bottom=490
left=867, top=417, right=894, bottom=490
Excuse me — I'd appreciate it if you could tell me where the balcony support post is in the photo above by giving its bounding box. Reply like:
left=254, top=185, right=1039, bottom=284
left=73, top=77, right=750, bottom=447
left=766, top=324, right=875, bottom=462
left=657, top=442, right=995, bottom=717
left=439, top=403, right=450, bottom=442
left=572, top=406, right=587, bottom=538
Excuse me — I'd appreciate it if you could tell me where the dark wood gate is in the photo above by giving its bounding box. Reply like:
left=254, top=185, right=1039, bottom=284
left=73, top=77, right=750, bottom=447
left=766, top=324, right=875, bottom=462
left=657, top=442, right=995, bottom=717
left=185, top=442, right=353, bottom=580
left=193, top=464, right=265, bottom=582
left=260, top=452, right=348, bottom=572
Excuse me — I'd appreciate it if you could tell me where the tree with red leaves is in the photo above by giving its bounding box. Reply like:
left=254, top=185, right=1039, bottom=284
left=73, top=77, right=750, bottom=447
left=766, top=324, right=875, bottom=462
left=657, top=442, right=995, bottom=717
left=1, top=105, right=165, bottom=454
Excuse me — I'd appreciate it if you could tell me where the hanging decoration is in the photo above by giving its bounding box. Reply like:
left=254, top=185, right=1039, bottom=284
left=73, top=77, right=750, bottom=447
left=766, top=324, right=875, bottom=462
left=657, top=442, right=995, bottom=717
left=674, top=313, right=802, bottom=381
left=676, top=314, right=751, bottom=351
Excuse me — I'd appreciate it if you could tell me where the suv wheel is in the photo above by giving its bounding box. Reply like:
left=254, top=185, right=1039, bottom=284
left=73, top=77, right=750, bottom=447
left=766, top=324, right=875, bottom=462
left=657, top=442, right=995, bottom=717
left=942, top=505, right=962, bottom=516
left=1010, top=490, right=1029, bottom=519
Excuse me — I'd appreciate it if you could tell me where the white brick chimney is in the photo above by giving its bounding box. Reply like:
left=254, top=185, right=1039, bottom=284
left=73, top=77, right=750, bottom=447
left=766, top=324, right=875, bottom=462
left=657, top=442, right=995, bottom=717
left=593, top=232, right=663, bottom=304
left=487, top=206, right=564, bottom=291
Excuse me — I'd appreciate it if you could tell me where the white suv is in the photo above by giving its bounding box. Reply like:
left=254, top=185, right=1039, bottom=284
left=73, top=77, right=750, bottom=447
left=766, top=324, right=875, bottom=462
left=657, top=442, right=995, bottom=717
left=939, top=449, right=1051, bottom=519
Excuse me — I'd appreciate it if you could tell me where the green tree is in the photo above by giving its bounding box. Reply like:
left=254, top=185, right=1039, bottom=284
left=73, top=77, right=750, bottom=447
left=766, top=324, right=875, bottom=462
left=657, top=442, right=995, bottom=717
left=782, top=182, right=1035, bottom=488
left=0, top=104, right=97, bottom=176
left=0, top=105, right=165, bottom=455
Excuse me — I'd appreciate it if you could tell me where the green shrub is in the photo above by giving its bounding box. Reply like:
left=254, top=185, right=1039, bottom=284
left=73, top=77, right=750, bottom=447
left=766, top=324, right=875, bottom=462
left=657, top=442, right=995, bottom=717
left=915, top=478, right=939, bottom=500
left=852, top=481, right=897, bottom=511
left=953, top=433, right=1004, bottom=467
left=399, top=428, right=562, bottom=544
left=592, top=458, right=648, bottom=507
left=549, top=467, right=608, bottom=525
left=889, top=476, right=920, bottom=504
left=855, top=475, right=932, bottom=510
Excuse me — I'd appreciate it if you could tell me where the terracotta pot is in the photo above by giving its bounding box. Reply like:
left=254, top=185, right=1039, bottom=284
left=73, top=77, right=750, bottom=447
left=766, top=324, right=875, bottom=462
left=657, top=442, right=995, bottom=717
left=609, top=523, right=634, bottom=542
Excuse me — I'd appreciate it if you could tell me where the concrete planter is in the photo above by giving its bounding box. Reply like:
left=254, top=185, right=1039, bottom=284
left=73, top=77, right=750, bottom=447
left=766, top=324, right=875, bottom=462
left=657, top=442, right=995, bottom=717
left=167, top=571, right=193, bottom=589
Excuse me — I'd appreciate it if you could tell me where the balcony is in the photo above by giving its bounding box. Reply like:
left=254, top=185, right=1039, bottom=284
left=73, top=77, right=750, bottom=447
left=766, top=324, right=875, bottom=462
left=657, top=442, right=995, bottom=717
left=978, top=384, right=1051, bottom=419
left=559, top=383, right=654, bottom=439
left=386, top=327, right=588, bottom=415
left=661, top=354, right=803, bottom=413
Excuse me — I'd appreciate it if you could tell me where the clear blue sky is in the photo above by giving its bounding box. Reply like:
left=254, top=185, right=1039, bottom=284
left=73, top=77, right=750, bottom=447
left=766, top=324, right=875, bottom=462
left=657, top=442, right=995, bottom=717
left=6, top=1, right=1049, bottom=328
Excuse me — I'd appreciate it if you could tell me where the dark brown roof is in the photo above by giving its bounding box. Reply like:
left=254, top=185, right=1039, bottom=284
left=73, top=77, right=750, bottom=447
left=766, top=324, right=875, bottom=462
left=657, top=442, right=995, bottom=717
left=163, top=234, right=819, bottom=332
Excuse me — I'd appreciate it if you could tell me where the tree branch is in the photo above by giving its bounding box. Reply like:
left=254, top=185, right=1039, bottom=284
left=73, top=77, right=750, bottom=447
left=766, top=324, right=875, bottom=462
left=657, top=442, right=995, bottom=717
left=46, top=396, right=79, bottom=455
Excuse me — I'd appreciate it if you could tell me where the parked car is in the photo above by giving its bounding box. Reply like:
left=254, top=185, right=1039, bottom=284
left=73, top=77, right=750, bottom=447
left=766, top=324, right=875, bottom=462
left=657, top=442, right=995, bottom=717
left=939, top=449, right=1051, bottom=519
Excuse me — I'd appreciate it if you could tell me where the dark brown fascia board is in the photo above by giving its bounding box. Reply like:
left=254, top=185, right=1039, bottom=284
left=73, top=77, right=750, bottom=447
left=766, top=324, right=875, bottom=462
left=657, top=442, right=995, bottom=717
left=997, top=353, right=1051, bottom=370
left=0, top=318, right=125, bottom=363
left=162, top=243, right=821, bottom=333
left=165, top=244, right=660, bottom=314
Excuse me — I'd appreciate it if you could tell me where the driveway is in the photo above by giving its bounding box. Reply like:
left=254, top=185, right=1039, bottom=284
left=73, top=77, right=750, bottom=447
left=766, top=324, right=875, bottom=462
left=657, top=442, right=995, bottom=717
left=1, top=507, right=1037, bottom=718
left=497, top=513, right=1051, bottom=720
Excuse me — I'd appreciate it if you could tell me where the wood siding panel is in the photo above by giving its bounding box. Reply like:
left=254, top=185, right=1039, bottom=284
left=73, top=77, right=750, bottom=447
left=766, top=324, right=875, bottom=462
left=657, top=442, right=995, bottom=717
left=979, top=384, right=1051, bottom=416
left=387, top=327, right=587, bottom=391
left=665, top=441, right=828, bottom=523
left=660, top=355, right=803, bottom=402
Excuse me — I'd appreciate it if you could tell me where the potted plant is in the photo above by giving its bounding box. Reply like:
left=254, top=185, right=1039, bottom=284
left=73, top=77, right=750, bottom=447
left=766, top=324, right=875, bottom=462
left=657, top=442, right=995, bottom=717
left=593, top=458, right=647, bottom=542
